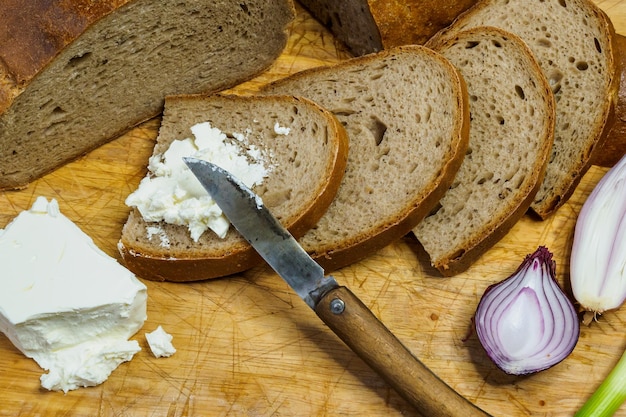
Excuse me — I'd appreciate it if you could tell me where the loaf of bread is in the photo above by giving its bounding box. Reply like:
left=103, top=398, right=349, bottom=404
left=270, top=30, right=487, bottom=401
left=118, top=94, right=348, bottom=282
left=413, top=27, right=556, bottom=276
left=428, top=0, right=619, bottom=219
left=298, top=0, right=478, bottom=56
left=0, top=0, right=295, bottom=190
left=262, top=45, right=470, bottom=272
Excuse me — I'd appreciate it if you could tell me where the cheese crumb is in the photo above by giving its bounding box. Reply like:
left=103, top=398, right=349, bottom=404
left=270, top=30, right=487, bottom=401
left=274, top=122, right=291, bottom=135
left=145, top=326, right=176, bottom=358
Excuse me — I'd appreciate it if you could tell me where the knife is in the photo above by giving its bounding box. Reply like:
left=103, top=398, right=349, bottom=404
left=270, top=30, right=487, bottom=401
left=184, top=157, right=490, bottom=417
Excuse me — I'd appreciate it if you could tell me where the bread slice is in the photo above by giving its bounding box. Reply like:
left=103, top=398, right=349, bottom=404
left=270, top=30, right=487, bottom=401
left=427, top=0, right=619, bottom=219
left=118, top=94, right=349, bottom=282
left=413, top=27, right=556, bottom=276
left=261, top=45, right=470, bottom=272
left=298, top=0, right=478, bottom=56
left=0, top=0, right=295, bottom=190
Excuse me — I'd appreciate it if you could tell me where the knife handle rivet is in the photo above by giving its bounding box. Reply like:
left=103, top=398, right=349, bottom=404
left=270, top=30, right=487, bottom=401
left=329, top=298, right=345, bottom=315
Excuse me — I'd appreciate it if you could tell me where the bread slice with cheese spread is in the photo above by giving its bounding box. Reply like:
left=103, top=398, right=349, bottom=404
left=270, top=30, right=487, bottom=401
left=118, top=94, right=348, bottom=282
left=261, top=45, right=470, bottom=272
left=427, top=0, right=619, bottom=219
left=413, top=27, right=556, bottom=276
left=0, top=0, right=294, bottom=190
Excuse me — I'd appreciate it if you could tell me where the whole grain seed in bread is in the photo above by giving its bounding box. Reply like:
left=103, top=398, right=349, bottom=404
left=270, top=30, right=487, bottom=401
left=413, top=27, right=556, bottom=276
left=427, top=0, right=619, bottom=219
left=298, top=0, right=478, bottom=56
left=0, top=0, right=295, bottom=190
left=118, top=94, right=348, bottom=282
left=262, top=45, right=470, bottom=272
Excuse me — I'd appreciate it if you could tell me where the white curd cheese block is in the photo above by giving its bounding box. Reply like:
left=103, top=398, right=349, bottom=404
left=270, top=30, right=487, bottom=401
left=0, top=197, right=148, bottom=393
left=145, top=326, right=176, bottom=358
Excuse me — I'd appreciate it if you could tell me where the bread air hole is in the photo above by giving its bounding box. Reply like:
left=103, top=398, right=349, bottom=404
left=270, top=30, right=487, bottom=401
left=594, top=38, right=602, bottom=53
left=548, top=69, right=563, bottom=95
left=367, top=115, right=387, bottom=146
left=465, top=40, right=480, bottom=49
left=65, top=51, right=93, bottom=69
left=537, top=38, right=552, bottom=48
left=515, top=85, right=526, bottom=100
left=576, top=61, right=589, bottom=71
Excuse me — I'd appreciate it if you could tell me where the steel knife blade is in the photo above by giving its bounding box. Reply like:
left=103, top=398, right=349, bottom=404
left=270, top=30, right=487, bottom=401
left=184, top=157, right=489, bottom=417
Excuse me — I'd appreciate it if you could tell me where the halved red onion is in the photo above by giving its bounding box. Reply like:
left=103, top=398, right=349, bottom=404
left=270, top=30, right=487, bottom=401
left=474, top=246, right=579, bottom=375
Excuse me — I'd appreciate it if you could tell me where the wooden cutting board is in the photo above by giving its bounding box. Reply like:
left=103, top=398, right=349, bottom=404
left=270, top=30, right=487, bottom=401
left=1, top=2, right=626, bottom=416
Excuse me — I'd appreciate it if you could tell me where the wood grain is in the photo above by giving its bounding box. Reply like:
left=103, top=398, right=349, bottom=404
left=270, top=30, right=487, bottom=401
left=1, top=2, right=626, bottom=416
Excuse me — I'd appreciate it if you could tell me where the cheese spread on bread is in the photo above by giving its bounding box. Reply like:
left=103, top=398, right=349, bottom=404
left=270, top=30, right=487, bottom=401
left=125, top=122, right=276, bottom=241
left=0, top=197, right=147, bottom=392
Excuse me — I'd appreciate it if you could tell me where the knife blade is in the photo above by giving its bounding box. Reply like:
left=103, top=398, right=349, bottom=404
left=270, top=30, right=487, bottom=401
left=184, top=157, right=489, bottom=417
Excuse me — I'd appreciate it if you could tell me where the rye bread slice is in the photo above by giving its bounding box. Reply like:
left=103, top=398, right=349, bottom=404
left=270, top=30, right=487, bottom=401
left=0, top=0, right=294, bottom=190
left=118, top=94, right=348, bottom=282
left=262, top=45, right=470, bottom=272
left=414, top=27, right=556, bottom=276
left=427, top=0, right=619, bottom=219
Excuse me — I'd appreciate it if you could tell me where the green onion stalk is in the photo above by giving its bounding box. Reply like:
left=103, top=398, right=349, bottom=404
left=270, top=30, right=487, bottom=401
left=575, top=346, right=626, bottom=416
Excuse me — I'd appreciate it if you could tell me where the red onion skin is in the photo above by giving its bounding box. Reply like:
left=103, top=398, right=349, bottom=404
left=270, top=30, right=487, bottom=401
left=474, top=247, right=580, bottom=375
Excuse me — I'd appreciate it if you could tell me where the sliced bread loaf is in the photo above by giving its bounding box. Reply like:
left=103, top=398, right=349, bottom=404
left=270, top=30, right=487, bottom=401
left=0, top=0, right=294, bottom=190
left=298, top=0, right=478, bottom=56
left=118, top=94, right=348, bottom=282
left=413, top=27, right=556, bottom=276
left=261, top=45, right=470, bottom=272
left=427, top=0, right=619, bottom=219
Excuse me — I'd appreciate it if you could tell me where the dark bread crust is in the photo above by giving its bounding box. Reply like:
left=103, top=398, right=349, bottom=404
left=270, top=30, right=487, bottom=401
left=118, top=94, right=349, bottom=282
left=593, top=33, right=626, bottom=168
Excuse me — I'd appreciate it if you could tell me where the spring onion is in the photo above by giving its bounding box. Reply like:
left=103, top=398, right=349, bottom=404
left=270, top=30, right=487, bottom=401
left=570, top=154, right=626, bottom=319
left=575, top=347, right=626, bottom=417
left=474, top=246, right=579, bottom=375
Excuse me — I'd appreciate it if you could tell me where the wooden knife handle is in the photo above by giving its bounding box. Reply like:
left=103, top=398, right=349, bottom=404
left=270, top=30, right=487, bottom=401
left=314, top=286, right=490, bottom=417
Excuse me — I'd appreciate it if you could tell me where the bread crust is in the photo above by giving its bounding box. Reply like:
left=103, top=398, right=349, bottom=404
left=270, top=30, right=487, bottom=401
left=593, top=34, right=626, bottom=168
left=118, top=94, right=349, bottom=282
left=368, top=0, right=479, bottom=49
